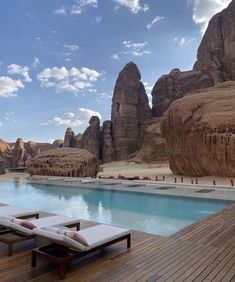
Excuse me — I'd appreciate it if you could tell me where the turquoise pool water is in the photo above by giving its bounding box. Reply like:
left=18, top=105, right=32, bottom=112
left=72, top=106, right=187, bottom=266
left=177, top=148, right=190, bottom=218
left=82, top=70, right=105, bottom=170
left=0, top=179, right=232, bottom=236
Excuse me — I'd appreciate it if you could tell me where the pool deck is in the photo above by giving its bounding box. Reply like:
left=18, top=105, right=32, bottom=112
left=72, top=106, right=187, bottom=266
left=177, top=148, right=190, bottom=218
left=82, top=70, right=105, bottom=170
left=28, top=175, right=235, bottom=201
left=0, top=204, right=234, bottom=281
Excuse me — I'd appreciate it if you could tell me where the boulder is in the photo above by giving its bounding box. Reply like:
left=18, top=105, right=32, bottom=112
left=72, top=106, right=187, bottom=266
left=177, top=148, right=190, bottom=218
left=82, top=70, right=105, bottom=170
left=152, top=0, right=235, bottom=117
left=161, top=81, right=235, bottom=177
left=111, top=62, right=152, bottom=160
left=27, top=148, right=99, bottom=177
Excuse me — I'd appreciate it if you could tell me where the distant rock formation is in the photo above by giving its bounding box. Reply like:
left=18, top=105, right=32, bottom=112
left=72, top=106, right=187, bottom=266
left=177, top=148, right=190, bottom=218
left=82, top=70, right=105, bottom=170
left=64, top=128, right=76, bottom=147
left=161, top=81, right=235, bottom=177
left=101, top=120, right=115, bottom=163
left=152, top=0, right=235, bottom=117
left=27, top=148, right=98, bottom=177
left=132, top=117, right=168, bottom=163
left=78, top=116, right=101, bottom=159
left=63, top=62, right=157, bottom=163
left=111, top=62, right=152, bottom=160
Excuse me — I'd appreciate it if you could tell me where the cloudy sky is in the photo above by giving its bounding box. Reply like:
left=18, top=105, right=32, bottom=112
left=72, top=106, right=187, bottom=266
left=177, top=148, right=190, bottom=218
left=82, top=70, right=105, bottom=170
left=0, top=0, right=232, bottom=142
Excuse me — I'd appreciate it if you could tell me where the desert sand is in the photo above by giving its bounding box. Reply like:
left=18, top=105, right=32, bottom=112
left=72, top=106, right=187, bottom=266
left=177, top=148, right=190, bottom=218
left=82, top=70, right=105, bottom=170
left=98, top=161, right=235, bottom=188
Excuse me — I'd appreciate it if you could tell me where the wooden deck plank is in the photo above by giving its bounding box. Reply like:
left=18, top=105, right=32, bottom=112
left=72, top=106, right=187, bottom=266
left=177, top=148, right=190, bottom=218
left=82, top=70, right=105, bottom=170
left=0, top=203, right=234, bottom=281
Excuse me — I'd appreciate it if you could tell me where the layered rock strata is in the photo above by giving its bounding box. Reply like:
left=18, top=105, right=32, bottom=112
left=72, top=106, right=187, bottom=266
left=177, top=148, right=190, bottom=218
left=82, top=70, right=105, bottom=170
left=161, top=81, right=235, bottom=177
left=152, top=0, right=235, bottom=117
left=27, top=148, right=98, bottom=177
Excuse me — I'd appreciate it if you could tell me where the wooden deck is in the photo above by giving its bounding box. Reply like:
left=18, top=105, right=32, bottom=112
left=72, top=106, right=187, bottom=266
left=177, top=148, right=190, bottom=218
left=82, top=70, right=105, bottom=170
left=0, top=204, right=234, bottom=282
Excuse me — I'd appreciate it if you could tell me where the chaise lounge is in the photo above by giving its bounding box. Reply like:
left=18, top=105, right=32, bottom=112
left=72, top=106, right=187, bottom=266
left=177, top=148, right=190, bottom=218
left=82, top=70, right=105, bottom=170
left=0, top=215, right=80, bottom=256
left=32, top=224, right=131, bottom=279
left=0, top=205, right=39, bottom=219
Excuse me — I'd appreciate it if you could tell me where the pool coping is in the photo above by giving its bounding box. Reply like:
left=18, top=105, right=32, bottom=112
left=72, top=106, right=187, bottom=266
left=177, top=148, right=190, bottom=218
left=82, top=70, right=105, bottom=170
left=25, top=176, right=235, bottom=201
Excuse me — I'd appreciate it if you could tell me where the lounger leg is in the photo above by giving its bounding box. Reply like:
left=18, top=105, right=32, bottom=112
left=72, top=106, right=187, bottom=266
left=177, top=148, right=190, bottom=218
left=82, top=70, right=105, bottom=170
left=59, top=263, right=66, bottom=280
left=77, top=222, right=80, bottom=231
left=31, top=252, right=37, bottom=267
left=127, top=234, right=131, bottom=249
left=8, top=243, right=13, bottom=256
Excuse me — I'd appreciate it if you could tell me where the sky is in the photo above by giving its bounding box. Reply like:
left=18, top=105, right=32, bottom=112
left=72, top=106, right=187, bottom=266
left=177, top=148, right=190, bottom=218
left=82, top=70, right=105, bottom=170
left=0, top=0, right=232, bottom=143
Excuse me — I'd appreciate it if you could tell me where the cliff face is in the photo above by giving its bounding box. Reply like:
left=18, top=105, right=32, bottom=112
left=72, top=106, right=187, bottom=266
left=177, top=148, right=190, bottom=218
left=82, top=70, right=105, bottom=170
left=111, top=62, right=152, bottom=160
left=161, top=81, right=235, bottom=177
left=152, top=0, right=235, bottom=117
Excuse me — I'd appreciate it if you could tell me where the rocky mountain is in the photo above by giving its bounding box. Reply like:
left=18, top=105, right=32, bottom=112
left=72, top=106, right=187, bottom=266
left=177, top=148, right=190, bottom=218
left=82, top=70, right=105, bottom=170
left=111, top=62, right=152, bottom=160
left=152, top=0, right=235, bottom=117
left=63, top=62, right=158, bottom=163
left=0, top=138, right=63, bottom=169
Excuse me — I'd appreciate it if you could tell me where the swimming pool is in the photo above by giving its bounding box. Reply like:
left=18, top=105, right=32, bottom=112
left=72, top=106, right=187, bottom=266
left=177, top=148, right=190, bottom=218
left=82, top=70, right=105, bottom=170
left=0, top=179, right=232, bottom=236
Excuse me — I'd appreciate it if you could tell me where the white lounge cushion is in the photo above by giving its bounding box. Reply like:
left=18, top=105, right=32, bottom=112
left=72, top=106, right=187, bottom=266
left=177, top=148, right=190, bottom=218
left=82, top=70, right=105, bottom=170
left=0, top=205, right=38, bottom=218
left=79, top=225, right=130, bottom=250
left=33, top=228, right=86, bottom=251
left=33, top=224, right=130, bottom=252
left=30, top=215, right=79, bottom=228
left=0, top=215, right=80, bottom=236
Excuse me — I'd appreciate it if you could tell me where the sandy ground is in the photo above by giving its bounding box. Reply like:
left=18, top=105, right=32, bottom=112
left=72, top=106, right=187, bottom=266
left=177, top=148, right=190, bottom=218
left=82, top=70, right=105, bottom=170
left=1, top=161, right=235, bottom=188
left=98, top=161, right=235, bottom=188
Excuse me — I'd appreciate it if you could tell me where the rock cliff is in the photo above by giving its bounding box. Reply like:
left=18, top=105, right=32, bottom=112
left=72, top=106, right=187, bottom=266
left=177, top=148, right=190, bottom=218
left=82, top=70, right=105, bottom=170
left=152, top=0, right=235, bottom=117
left=161, top=81, right=235, bottom=177
left=27, top=148, right=98, bottom=177
left=111, top=62, right=152, bottom=160
left=132, top=117, right=168, bottom=163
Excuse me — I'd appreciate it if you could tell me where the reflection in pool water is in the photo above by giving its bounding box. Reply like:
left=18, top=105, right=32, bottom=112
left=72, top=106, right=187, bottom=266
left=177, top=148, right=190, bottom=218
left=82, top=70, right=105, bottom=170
left=0, top=179, right=232, bottom=236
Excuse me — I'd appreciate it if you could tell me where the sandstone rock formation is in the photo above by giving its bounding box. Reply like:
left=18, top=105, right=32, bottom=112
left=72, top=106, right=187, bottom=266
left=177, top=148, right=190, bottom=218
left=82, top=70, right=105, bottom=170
left=11, top=138, right=26, bottom=168
left=132, top=118, right=168, bottom=163
left=50, top=139, right=64, bottom=149
left=111, top=62, right=152, bottom=160
left=101, top=120, right=115, bottom=163
left=64, top=128, right=76, bottom=147
left=161, top=81, right=235, bottom=177
left=78, top=116, right=101, bottom=159
left=152, top=69, right=213, bottom=117
left=27, top=148, right=99, bottom=177
left=152, top=0, right=235, bottom=117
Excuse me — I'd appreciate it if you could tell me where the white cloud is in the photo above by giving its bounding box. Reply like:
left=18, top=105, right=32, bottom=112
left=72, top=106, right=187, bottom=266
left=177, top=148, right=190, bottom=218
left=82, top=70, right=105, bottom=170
left=0, top=122, right=2, bottom=127
left=174, top=37, right=195, bottom=46
left=147, top=16, right=164, bottom=29
left=123, top=40, right=151, bottom=56
left=3, top=112, right=16, bottom=122
left=112, top=40, right=151, bottom=59
left=94, top=16, right=103, bottom=23
left=97, top=92, right=112, bottom=100
left=0, top=76, right=24, bottom=98
left=190, top=0, right=232, bottom=34
left=111, top=53, right=119, bottom=60
left=43, top=108, right=101, bottom=127
left=143, top=82, right=153, bottom=106
left=54, top=6, right=67, bottom=15
left=7, top=64, right=32, bottom=82
left=113, top=0, right=149, bottom=13
left=32, top=57, right=40, bottom=68
left=55, top=0, right=98, bottom=16
left=37, top=66, right=102, bottom=94
left=64, top=44, right=79, bottom=51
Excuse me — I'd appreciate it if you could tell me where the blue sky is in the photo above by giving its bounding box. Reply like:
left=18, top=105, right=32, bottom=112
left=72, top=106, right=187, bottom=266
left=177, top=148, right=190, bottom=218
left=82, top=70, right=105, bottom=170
left=0, top=0, right=231, bottom=142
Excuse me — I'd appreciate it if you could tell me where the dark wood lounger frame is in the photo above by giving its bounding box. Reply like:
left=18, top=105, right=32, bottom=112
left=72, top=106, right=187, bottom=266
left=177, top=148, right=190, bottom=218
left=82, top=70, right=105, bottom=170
left=0, top=214, right=80, bottom=256
left=32, top=233, right=131, bottom=279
